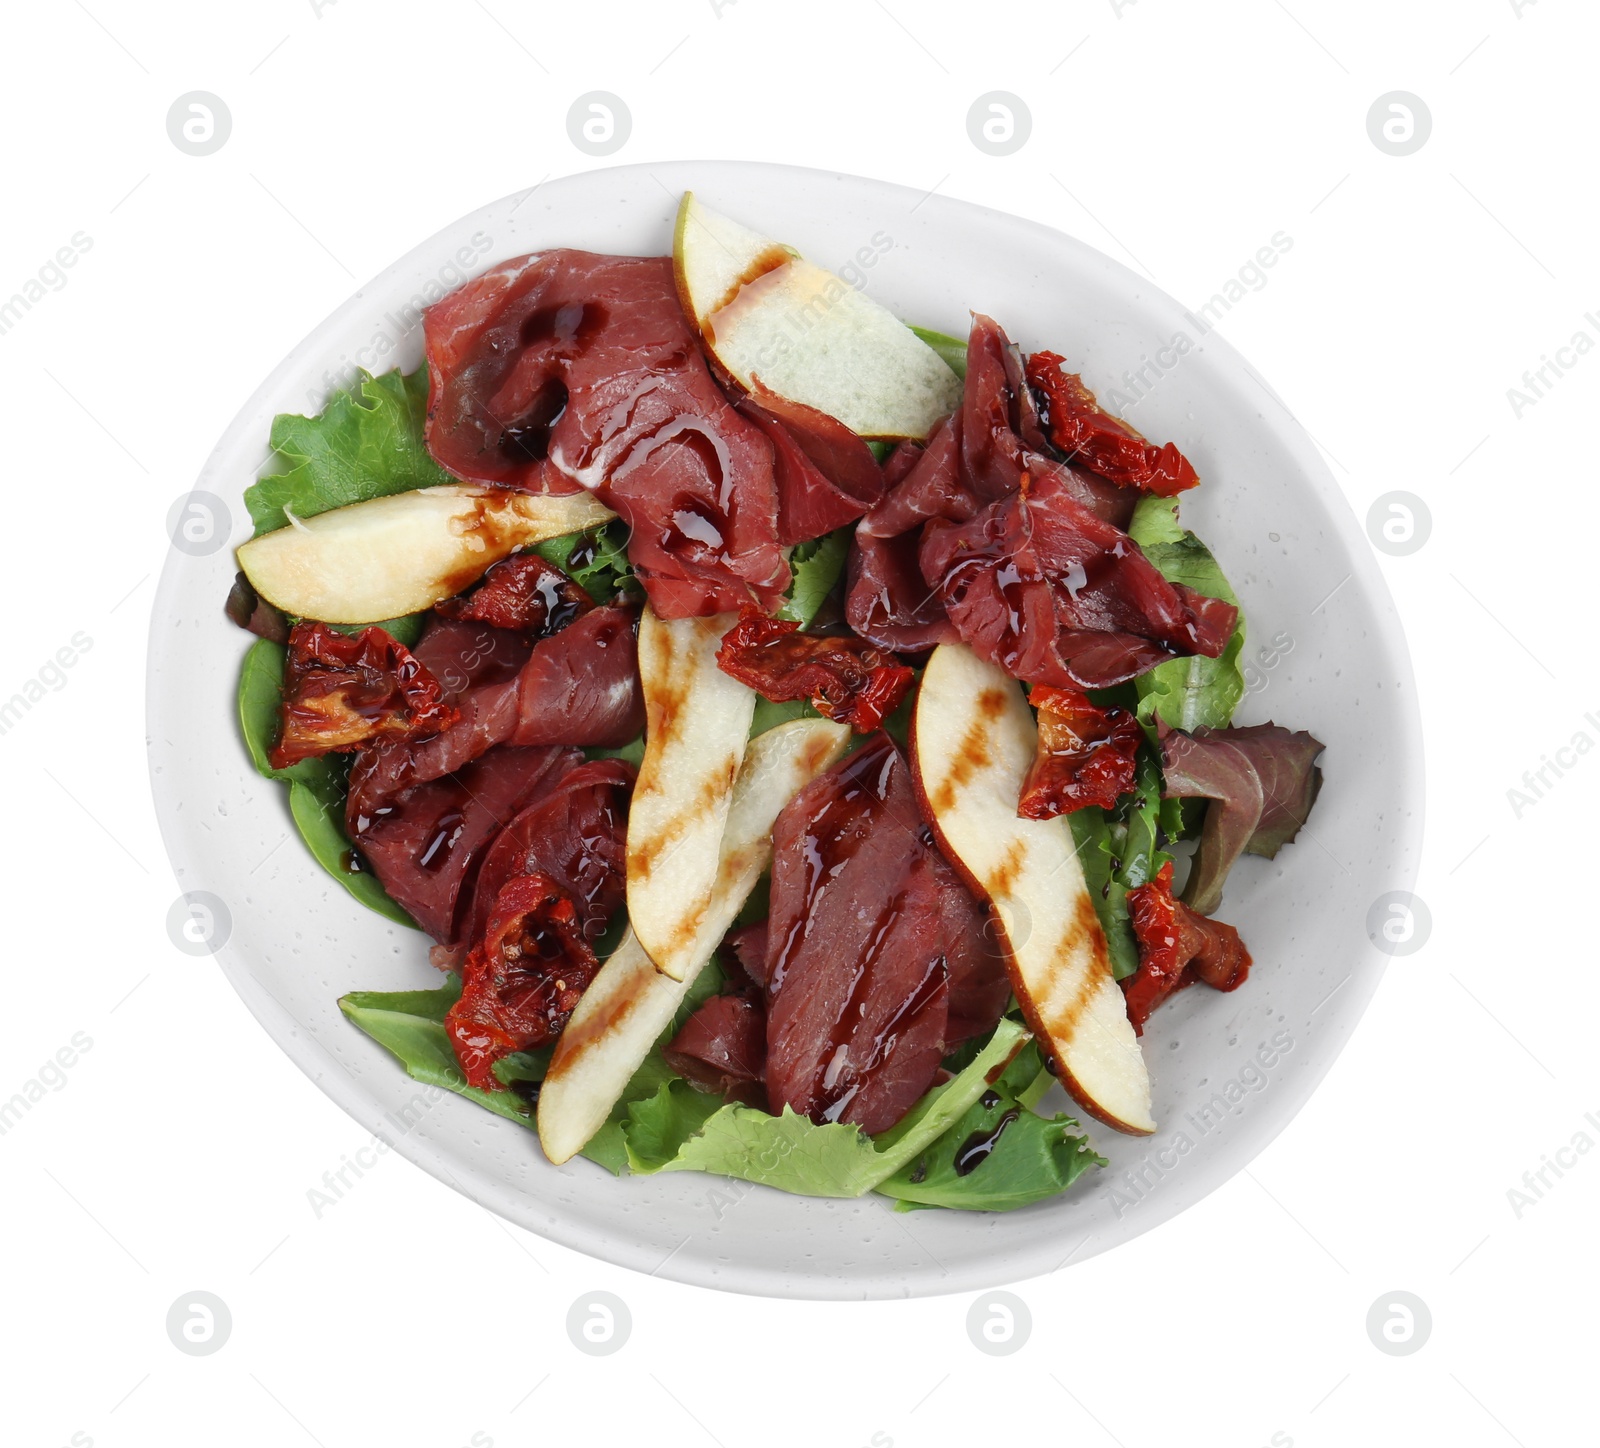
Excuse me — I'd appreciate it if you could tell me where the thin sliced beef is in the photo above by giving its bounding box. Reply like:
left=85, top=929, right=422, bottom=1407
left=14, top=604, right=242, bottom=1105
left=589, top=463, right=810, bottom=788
left=764, top=736, right=960, bottom=1135
left=919, top=466, right=1238, bottom=689
left=664, top=994, right=768, bottom=1107
left=347, top=745, right=578, bottom=943
left=721, top=919, right=770, bottom=992
left=453, top=757, right=634, bottom=956
left=423, top=249, right=789, bottom=617
left=347, top=606, right=642, bottom=823
left=858, top=411, right=974, bottom=540
left=931, top=850, right=1010, bottom=1047
left=737, top=389, right=884, bottom=545
left=845, top=529, right=956, bottom=655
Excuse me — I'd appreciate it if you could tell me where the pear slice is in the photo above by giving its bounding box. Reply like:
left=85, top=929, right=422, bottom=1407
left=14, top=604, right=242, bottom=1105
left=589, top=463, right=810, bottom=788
left=911, top=642, right=1155, bottom=1135
left=626, top=609, right=757, bottom=982
left=235, top=485, right=614, bottom=624
left=672, top=192, right=961, bottom=442
left=539, top=718, right=850, bottom=1164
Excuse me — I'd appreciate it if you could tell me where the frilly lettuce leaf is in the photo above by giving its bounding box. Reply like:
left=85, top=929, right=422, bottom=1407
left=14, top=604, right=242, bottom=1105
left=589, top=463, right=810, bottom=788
left=877, top=1042, right=1105, bottom=1212
left=245, top=368, right=453, bottom=536
left=777, top=526, right=851, bottom=629
left=618, top=1018, right=1029, bottom=1196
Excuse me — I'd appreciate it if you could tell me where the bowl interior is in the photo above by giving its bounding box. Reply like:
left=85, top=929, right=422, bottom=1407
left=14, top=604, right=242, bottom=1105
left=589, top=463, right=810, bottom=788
left=147, top=160, right=1421, bottom=1298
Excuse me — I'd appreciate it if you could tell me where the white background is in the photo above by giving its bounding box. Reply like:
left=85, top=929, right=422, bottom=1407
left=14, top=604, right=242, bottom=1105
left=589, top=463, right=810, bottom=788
left=0, top=1, right=1590, bottom=1444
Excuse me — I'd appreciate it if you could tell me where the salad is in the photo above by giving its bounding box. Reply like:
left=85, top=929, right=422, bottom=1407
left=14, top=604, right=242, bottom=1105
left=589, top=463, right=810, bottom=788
left=226, top=193, right=1324, bottom=1214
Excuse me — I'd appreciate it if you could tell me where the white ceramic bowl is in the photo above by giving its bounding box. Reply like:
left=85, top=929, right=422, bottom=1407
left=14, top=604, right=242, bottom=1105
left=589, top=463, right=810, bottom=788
left=147, top=161, right=1422, bottom=1299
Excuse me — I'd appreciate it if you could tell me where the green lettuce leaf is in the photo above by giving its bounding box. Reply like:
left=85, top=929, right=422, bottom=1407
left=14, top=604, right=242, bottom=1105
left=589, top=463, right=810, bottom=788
left=1128, top=496, right=1246, bottom=733
left=245, top=368, right=453, bottom=537
left=237, top=638, right=415, bottom=926
left=618, top=1018, right=1029, bottom=1196
left=777, top=527, right=850, bottom=629
left=877, top=1042, right=1105, bottom=1211
left=533, top=519, right=640, bottom=605
left=908, top=324, right=968, bottom=379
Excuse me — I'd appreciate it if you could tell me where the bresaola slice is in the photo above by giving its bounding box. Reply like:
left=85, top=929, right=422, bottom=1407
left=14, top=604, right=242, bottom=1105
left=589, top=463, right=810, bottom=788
left=1159, top=722, right=1326, bottom=914
left=919, top=467, right=1237, bottom=689
left=764, top=735, right=997, bottom=1136
left=423, top=249, right=790, bottom=618
left=454, top=758, right=634, bottom=956
left=663, top=994, right=768, bottom=1107
left=737, top=390, right=885, bottom=546
left=346, top=606, right=643, bottom=823
left=347, top=745, right=578, bottom=943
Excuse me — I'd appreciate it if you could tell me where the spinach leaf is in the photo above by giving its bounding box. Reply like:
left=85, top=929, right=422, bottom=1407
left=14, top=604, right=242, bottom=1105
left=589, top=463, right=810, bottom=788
left=1068, top=749, right=1169, bottom=981
left=1128, top=496, right=1247, bottom=734
left=245, top=368, right=453, bottom=537
left=908, top=325, right=968, bottom=379
left=237, top=639, right=415, bottom=927
left=337, top=975, right=546, bottom=1129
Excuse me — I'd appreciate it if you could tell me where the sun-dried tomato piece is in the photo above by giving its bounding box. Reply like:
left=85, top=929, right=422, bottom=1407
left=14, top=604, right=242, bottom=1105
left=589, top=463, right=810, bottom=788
left=1017, top=687, right=1142, bottom=818
left=1025, top=351, right=1199, bottom=496
left=444, top=873, right=601, bottom=1089
left=1122, top=861, right=1251, bottom=1034
left=715, top=610, right=913, bottom=734
left=434, top=552, right=593, bottom=637
left=270, top=622, right=458, bottom=770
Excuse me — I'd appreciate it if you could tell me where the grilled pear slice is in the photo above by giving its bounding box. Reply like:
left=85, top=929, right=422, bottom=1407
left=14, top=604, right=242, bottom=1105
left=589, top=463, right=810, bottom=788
left=911, top=642, right=1155, bottom=1135
left=626, top=609, right=757, bottom=982
left=672, top=191, right=961, bottom=442
left=539, top=719, right=850, bottom=1164
left=235, top=485, right=614, bottom=624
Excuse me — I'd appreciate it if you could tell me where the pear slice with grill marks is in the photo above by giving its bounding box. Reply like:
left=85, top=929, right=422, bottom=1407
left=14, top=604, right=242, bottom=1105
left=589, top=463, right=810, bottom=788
left=911, top=642, right=1155, bottom=1136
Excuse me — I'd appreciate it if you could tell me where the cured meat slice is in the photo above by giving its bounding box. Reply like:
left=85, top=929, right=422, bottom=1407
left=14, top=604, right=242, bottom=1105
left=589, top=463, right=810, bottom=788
left=765, top=735, right=1000, bottom=1134
left=424, top=249, right=790, bottom=617
left=919, top=467, right=1237, bottom=689
left=346, top=606, right=642, bottom=823
left=454, top=758, right=634, bottom=955
left=663, top=994, right=768, bottom=1107
left=347, top=745, right=577, bottom=943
